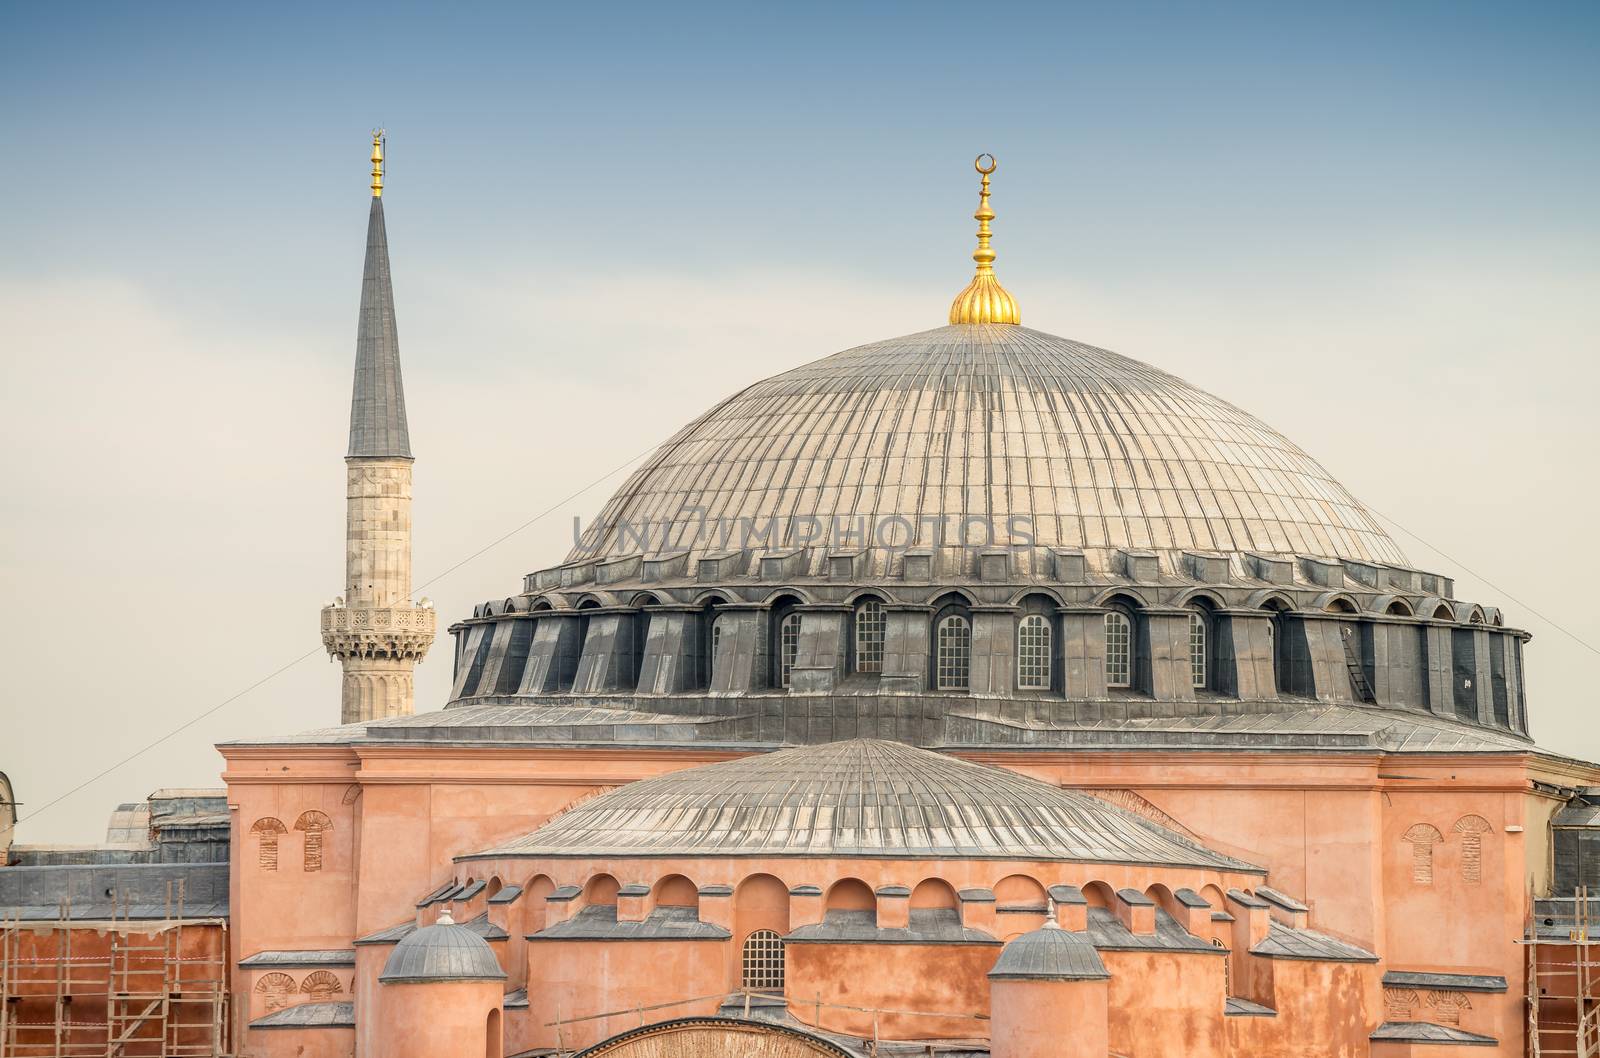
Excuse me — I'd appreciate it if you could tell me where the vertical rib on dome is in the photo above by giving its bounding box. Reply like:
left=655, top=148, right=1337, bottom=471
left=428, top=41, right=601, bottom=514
left=347, top=195, right=412, bottom=459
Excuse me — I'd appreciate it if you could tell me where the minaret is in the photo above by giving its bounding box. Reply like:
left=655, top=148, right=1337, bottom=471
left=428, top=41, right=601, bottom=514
left=320, top=131, right=435, bottom=723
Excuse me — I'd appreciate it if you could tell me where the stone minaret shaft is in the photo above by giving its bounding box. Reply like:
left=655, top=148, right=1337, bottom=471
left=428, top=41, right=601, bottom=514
left=321, top=134, right=435, bottom=723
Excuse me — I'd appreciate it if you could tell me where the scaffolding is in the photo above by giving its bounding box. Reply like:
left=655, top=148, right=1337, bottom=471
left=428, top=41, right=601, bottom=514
left=1525, top=886, right=1600, bottom=1057
left=0, top=881, right=229, bottom=1057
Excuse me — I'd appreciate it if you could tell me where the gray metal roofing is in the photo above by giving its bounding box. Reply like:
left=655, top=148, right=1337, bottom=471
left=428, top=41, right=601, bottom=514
left=239, top=949, right=355, bottom=968
left=1250, top=921, right=1378, bottom=962
left=1553, top=802, right=1600, bottom=827
left=1255, top=886, right=1309, bottom=913
left=0, top=861, right=229, bottom=921
left=354, top=920, right=415, bottom=946
left=988, top=924, right=1109, bottom=980
left=1085, top=907, right=1221, bottom=954
left=527, top=903, right=729, bottom=941
left=1224, top=997, right=1276, bottom=1017
left=228, top=701, right=1537, bottom=760
left=347, top=197, right=411, bottom=459
left=951, top=704, right=1534, bottom=754
left=1174, top=888, right=1210, bottom=908
left=571, top=324, right=1405, bottom=569
left=785, top=907, right=998, bottom=946
left=379, top=920, right=506, bottom=982
left=1370, top=1021, right=1496, bottom=1046
left=250, top=1001, right=355, bottom=1029
left=472, top=739, right=1258, bottom=869
left=1382, top=970, right=1508, bottom=993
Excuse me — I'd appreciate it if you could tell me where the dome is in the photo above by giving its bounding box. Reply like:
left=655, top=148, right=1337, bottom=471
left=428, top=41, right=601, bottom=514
left=378, top=911, right=507, bottom=984
left=474, top=739, right=1258, bottom=872
left=572, top=324, right=1405, bottom=572
left=988, top=923, right=1110, bottom=981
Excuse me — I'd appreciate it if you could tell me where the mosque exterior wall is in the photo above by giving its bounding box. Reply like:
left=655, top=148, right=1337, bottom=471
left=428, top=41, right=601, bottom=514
left=216, top=736, right=1585, bottom=1055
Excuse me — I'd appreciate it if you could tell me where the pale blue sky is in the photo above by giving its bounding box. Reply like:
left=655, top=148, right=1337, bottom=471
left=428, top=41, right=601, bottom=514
left=3, top=2, right=1597, bottom=839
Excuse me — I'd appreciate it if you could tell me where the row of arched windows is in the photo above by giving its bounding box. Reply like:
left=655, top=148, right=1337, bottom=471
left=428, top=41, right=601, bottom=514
left=515, top=590, right=1509, bottom=710
left=754, top=596, right=1221, bottom=693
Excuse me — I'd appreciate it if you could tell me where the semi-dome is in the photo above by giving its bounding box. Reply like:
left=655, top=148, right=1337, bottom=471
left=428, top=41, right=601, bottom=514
left=988, top=923, right=1110, bottom=981
left=378, top=910, right=507, bottom=984
left=473, top=739, right=1259, bottom=872
left=572, top=323, right=1405, bottom=571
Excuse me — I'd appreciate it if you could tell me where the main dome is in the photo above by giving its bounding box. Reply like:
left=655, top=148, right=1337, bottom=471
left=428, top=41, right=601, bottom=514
left=572, top=324, right=1404, bottom=570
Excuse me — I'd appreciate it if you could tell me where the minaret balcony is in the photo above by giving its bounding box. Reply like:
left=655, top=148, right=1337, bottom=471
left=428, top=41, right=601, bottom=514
left=321, top=604, right=436, bottom=661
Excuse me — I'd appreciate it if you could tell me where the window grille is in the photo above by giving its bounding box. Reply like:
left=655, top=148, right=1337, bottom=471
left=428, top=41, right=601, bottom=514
left=855, top=599, right=886, bottom=673
left=709, top=618, right=722, bottom=681
left=742, top=929, right=785, bottom=991
left=778, top=613, right=801, bottom=688
left=1104, top=611, right=1132, bottom=689
left=1017, top=614, right=1051, bottom=689
left=936, top=614, right=971, bottom=690
left=1189, top=611, right=1207, bottom=689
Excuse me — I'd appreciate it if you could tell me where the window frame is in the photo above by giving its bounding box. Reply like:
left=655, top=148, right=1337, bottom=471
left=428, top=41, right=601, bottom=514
left=1188, top=609, right=1208, bottom=690
left=1104, top=609, right=1133, bottom=690
left=1016, top=613, right=1052, bottom=690
left=741, top=928, right=785, bottom=992
left=777, top=611, right=801, bottom=688
left=854, top=598, right=886, bottom=674
left=934, top=613, right=972, bottom=691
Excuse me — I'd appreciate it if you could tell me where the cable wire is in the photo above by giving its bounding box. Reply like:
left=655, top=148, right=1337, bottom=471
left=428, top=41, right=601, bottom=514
left=15, top=445, right=654, bottom=826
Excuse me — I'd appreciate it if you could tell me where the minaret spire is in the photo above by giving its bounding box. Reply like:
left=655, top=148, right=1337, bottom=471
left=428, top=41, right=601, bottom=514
left=948, top=153, right=1021, bottom=325
left=322, top=132, right=434, bottom=724
left=347, top=131, right=410, bottom=459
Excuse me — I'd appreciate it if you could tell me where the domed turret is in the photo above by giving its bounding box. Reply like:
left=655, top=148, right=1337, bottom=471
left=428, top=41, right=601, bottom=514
left=376, top=909, right=505, bottom=1058
left=379, top=908, right=506, bottom=983
left=988, top=920, right=1109, bottom=981
left=989, top=920, right=1111, bottom=1058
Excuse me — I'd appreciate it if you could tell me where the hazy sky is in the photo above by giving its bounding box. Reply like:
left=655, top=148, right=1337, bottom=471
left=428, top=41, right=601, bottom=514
left=3, top=2, right=1597, bottom=841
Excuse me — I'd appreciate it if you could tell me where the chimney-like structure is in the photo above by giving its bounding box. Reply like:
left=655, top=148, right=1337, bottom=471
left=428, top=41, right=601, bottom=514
left=320, top=132, right=435, bottom=723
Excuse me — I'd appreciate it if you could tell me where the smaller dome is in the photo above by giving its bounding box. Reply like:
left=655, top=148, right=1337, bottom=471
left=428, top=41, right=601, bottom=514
left=988, top=923, right=1109, bottom=981
left=379, top=910, right=506, bottom=984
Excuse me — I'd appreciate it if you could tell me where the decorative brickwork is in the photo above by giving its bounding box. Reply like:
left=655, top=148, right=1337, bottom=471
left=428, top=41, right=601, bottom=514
left=1426, top=989, right=1471, bottom=1025
left=255, top=972, right=296, bottom=1012
left=1402, top=823, right=1443, bottom=885
left=294, top=811, right=334, bottom=872
left=1383, top=987, right=1420, bottom=1019
left=1453, top=814, right=1492, bottom=884
left=249, top=817, right=287, bottom=870
left=300, top=970, right=344, bottom=1001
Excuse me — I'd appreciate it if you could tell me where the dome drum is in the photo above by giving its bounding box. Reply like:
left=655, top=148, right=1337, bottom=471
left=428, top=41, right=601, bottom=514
left=445, top=551, right=1530, bottom=744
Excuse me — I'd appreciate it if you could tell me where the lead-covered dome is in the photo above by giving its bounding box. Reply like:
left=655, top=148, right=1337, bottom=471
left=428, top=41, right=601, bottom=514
left=378, top=911, right=506, bottom=984
left=572, top=324, right=1404, bottom=571
left=474, top=739, right=1258, bottom=872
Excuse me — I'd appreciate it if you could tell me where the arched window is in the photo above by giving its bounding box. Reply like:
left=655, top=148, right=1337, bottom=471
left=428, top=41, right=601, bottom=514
left=741, top=929, right=785, bottom=991
left=854, top=599, right=886, bottom=674
left=1017, top=614, right=1051, bottom=690
left=1188, top=610, right=1208, bottom=690
left=709, top=617, right=723, bottom=680
left=935, top=614, right=971, bottom=690
left=777, top=612, right=801, bottom=688
left=1104, top=611, right=1132, bottom=689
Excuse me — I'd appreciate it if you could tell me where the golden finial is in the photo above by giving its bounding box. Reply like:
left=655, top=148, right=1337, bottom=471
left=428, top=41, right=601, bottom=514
left=370, top=129, right=385, bottom=198
left=948, top=153, right=1021, bottom=325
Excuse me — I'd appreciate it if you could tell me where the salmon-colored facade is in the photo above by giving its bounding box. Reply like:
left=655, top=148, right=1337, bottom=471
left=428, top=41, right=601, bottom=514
left=215, top=732, right=1594, bottom=1058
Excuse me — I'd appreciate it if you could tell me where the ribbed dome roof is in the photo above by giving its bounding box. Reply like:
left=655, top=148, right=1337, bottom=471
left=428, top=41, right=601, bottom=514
left=989, top=924, right=1110, bottom=980
left=571, top=325, right=1403, bottom=570
left=474, top=739, right=1258, bottom=871
left=379, top=913, right=506, bottom=984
